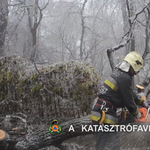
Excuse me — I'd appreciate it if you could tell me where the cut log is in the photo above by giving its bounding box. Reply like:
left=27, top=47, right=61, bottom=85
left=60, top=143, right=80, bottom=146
left=14, top=113, right=135, bottom=150
left=0, top=129, right=6, bottom=140
left=15, top=115, right=92, bottom=150
left=0, top=129, right=9, bottom=149
left=15, top=113, right=147, bottom=150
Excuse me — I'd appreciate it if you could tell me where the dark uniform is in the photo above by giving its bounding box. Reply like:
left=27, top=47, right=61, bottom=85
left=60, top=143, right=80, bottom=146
left=91, top=69, right=138, bottom=124
left=90, top=68, right=139, bottom=150
left=90, top=51, right=144, bottom=150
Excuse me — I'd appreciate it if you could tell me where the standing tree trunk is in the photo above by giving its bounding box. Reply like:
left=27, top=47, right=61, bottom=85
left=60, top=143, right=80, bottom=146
left=27, top=0, right=43, bottom=63
left=121, top=0, right=130, bottom=55
left=79, top=0, right=88, bottom=60
left=28, top=0, right=39, bottom=62
left=120, top=0, right=135, bottom=54
left=142, top=5, right=150, bottom=60
left=142, top=5, right=150, bottom=97
left=126, top=0, right=135, bottom=52
left=0, top=0, right=8, bottom=56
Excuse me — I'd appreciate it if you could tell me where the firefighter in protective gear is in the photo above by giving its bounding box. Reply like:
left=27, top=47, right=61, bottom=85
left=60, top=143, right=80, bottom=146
left=90, top=51, right=144, bottom=150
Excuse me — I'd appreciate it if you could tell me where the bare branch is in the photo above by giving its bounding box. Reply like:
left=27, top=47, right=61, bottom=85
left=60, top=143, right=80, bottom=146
left=34, top=5, right=43, bottom=30
left=58, top=28, right=75, bottom=60
left=85, top=26, right=102, bottom=39
left=41, top=0, right=49, bottom=11
left=120, top=2, right=150, bottom=43
left=27, top=8, right=32, bottom=29
left=107, top=39, right=131, bottom=72
left=137, top=19, right=146, bottom=27
left=33, top=63, right=41, bottom=74
left=8, top=2, right=23, bottom=6
left=126, top=0, right=132, bottom=26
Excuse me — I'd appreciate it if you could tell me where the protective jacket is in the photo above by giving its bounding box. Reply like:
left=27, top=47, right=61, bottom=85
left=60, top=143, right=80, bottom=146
left=90, top=68, right=139, bottom=125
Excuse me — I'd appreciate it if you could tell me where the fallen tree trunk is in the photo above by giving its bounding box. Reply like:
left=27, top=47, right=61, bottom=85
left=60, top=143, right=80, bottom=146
left=15, top=112, right=150, bottom=150
left=15, top=115, right=92, bottom=150
left=14, top=112, right=135, bottom=150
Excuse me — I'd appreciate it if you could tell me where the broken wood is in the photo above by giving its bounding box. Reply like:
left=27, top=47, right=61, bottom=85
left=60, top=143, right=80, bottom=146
left=107, top=39, right=130, bottom=72
left=0, top=129, right=9, bottom=150
left=15, top=115, right=92, bottom=150
left=15, top=113, right=135, bottom=150
left=0, top=129, right=6, bottom=140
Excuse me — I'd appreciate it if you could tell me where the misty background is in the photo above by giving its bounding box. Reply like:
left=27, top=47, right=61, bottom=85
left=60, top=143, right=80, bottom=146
left=1, top=0, right=150, bottom=83
left=1, top=1, right=150, bottom=150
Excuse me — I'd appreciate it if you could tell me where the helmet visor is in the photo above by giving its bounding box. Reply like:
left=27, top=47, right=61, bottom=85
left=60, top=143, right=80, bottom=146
left=116, top=61, right=130, bottom=72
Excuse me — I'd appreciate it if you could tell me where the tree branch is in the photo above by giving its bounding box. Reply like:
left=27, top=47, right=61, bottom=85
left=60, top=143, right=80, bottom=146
left=41, top=0, right=49, bottom=11
left=8, top=2, right=23, bottom=6
left=120, top=2, right=150, bottom=43
left=107, top=39, right=131, bottom=72
left=107, top=3, right=150, bottom=71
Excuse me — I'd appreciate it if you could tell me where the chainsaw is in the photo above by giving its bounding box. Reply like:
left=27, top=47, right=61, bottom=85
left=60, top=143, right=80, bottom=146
left=117, top=107, right=150, bottom=124
left=135, top=107, right=150, bottom=123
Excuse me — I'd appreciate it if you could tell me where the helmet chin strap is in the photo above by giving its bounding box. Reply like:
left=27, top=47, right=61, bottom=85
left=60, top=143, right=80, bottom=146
left=129, top=66, right=135, bottom=76
left=135, top=70, right=140, bottom=75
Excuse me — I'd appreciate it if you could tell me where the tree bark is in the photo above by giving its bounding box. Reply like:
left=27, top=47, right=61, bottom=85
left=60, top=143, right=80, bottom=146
left=29, top=0, right=38, bottom=62
left=15, top=116, right=92, bottom=150
left=126, top=0, right=135, bottom=52
left=27, top=0, right=45, bottom=63
left=141, top=6, right=150, bottom=98
left=0, top=0, right=8, bottom=56
left=121, top=0, right=130, bottom=54
left=142, top=6, right=150, bottom=60
left=14, top=112, right=137, bottom=150
left=79, top=0, right=88, bottom=60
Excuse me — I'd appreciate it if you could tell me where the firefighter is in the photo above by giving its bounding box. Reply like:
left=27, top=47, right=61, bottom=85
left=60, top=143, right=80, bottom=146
left=90, top=51, right=144, bottom=150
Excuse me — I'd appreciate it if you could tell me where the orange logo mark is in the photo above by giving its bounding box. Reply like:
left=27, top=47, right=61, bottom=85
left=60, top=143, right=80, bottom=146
left=52, top=125, right=59, bottom=132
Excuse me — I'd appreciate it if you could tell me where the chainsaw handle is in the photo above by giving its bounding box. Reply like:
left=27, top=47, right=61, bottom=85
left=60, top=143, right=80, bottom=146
left=145, top=107, right=150, bottom=119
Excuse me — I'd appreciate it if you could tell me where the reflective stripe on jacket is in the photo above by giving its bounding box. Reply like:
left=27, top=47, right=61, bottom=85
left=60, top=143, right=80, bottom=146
left=90, top=98, right=118, bottom=125
left=97, top=69, right=138, bottom=115
left=90, top=110, right=118, bottom=125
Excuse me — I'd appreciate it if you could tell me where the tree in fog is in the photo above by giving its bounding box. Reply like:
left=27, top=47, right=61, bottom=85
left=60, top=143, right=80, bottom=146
left=6, top=0, right=49, bottom=62
left=27, top=0, right=49, bottom=62
left=3, top=0, right=150, bottom=82
left=0, top=0, right=8, bottom=56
